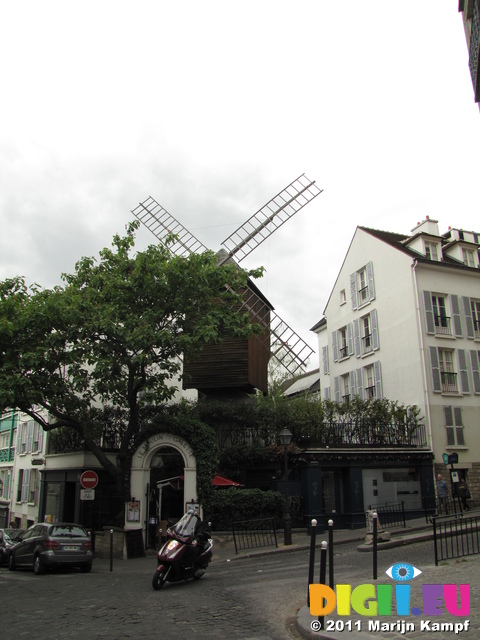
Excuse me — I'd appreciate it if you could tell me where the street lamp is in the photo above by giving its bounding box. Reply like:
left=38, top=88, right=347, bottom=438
left=278, top=427, right=292, bottom=546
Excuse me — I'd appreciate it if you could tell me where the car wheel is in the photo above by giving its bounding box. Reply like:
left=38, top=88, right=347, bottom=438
left=80, top=563, right=92, bottom=573
left=33, top=554, right=46, bottom=575
left=8, top=554, right=16, bottom=571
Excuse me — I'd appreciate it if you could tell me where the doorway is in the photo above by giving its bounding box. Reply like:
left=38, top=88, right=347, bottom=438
left=148, top=447, right=185, bottom=547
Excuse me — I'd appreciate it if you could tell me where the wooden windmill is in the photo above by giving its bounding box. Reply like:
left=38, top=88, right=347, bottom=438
left=131, top=174, right=322, bottom=398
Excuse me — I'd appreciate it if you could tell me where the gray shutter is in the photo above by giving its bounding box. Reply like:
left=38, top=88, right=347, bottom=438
left=423, top=291, right=435, bottom=334
left=332, top=331, right=339, bottom=362
left=457, top=349, right=470, bottom=394
left=16, top=425, right=22, bottom=453
left=353, top=319, right=361, bottom=357
left=324, top=386, right=331, bottom=400
left=444, top=406, right=455, bottom=445
left=463, top=297, right=475, bottom=339
left=429, top=347, right=442, bottom=392
left=371, top=309, right=379, bottom=351
left=471, top=350, right=480, bottom=393
left=350, top=371, right=356, bottom=399
left=356, top=368, right=364, bottom=399
left=347, top=323, right=354, bottom=356
left=374, top=361, right=383, bottom=399
left=366, top=261, right=375, bottom=301
left=451, top=295, right=463, bottom=337
left=26, top=421, right=34, bottom=453
left=334, top=377, right=341, bottom=402
left=38, top=426, right=44, bottom=453
left=322, top=346, right=329, bottom=375
left=350, top=273, right=358, bottom=310
left=22, top=468, right=30, bottom=502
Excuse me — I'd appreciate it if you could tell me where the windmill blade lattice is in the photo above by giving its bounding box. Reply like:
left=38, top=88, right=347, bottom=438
left=131, top=196, right=208, bottom=257
left=220, top=174, right=322, bottom=264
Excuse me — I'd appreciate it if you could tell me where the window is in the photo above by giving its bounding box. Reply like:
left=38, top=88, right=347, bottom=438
left=29, top=469, right=38, bottom=504
left=17, top=469, right=23, bottom=502
left=439, top=349, right=458, bottom=393
left=364, top=365, right=375, bottom=398
left=339, top=327, right=348, bottom=359
left=350, top=262, right=375, bottom=310
left=463, top=248, right=475, bottom=267
left=444, top=406, right=465, bottom=446
left=424, top=241, right=439, bottom=261
left=432, top=295, right=450, bottom=334
left=362, top=315, right=372, bottom=352
left=340, top=289, right=346, bottom=305
left=341, top=374, right=350, bottom=404
left=472, top=300, right=480, bottom=338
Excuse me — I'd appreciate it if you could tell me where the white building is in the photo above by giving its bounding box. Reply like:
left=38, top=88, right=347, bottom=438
left=312, top=217, right=480, bottom=500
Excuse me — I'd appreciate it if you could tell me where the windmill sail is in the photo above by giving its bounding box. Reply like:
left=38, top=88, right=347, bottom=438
left=220, top=174, right=322, bottom=264
left=131, top=196, right=208, bottom=257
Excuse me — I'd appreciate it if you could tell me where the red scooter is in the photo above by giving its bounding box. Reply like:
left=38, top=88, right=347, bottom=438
left=152, top=511, right=213, bottom=590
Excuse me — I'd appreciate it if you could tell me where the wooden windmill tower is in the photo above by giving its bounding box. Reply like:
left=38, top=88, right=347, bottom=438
left=131, top=174, right=322, bottom=399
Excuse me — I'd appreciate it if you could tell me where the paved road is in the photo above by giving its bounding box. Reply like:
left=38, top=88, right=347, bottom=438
left=1, top=537, right=441, bottom=640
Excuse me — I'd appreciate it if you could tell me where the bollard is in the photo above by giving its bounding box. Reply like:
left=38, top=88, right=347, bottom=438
left=318, top=541, right=328, bottom=630
left=307, top=519, right=317, bottom=605
left=328, top=519, right=334, bottom=589
left=110, top=529, right=114, bottom=572
left=373, top=512, right=377, bottom=580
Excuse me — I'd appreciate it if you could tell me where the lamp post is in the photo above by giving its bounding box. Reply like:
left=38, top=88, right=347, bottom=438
left=278, top=427, right=292, bottom=546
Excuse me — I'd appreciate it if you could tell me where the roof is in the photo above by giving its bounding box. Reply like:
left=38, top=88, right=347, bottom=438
left=281, top=368, right=320, bottom=397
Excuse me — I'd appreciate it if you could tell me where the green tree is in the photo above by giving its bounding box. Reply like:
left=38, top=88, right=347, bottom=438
left=0, top=222, right=263, bottom=502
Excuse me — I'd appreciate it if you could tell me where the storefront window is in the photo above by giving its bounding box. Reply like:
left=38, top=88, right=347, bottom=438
left=44, top=482, right=62, bottom=523
left=363, top=468, right=421, bottom=509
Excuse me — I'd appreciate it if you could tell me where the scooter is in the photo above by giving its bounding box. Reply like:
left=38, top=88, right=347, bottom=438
left=152, top=511, right=213, bottom=590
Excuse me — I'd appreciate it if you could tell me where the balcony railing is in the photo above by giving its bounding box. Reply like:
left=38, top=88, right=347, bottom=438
left=362, top=334, right=372, bottom=353
left=299, top=420, right=427, bottom=448
left=441, top=370, right=458, bottom=393
left=339, top=345, right=348, bottom=359
left=365, top=385, right=375, bottom=399
left=434, top=315, right=452, bottom=336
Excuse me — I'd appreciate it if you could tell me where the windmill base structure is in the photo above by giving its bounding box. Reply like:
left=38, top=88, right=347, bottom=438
left=132, top=174, right=322, bottom=398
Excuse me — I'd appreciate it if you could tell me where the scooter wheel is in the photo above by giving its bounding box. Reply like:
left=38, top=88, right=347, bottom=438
left=152, top=568, right=168, bottom=590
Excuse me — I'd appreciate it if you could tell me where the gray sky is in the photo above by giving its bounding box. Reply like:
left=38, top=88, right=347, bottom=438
left=1, top=2, right=479, bottom=371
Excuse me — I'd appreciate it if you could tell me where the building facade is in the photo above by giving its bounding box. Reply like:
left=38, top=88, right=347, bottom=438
left=459, top=0, right=480, bottom=104
left=312, top=218, right=480, bottom=509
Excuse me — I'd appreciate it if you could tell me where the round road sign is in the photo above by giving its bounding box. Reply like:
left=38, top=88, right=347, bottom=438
left=80, top=470, right=99, bottom=490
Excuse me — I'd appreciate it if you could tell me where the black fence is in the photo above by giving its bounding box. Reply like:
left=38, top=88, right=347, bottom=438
left=433, top=513, right=480, bottom=565
left=232, top=518, right=278, bottom=554
left=367, top=501, right=406, bottom=529
left=423, top=495, right=464, bottom=523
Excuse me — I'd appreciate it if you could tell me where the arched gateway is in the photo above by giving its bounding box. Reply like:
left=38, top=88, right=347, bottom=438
left=127, top=433, right=197, bottom=541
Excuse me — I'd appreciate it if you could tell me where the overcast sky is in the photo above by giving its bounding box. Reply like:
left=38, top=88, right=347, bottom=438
left=1, top=2, right=479, bottom=372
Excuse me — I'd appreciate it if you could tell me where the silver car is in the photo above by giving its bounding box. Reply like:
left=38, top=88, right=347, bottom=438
left=8, top=522, right=93, bottom=574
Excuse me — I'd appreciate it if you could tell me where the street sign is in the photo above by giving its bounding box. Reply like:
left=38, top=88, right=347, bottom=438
left=80, top=470, right=99, bottom=490
left=80, top=489, right=95, bottom=501
left=442, top=453, right=449, bottom=465
left=449, top=453, right=459, bottom=465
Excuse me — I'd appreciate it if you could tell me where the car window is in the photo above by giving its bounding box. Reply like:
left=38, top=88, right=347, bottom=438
left=50, top=525, right=88, bottom=538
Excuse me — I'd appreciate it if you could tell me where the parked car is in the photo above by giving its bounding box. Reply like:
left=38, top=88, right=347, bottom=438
left=4, top=528, right=25, bottom=542
left=0, top=529, right=14, bottom=567
left=8, top=522, right=93, bottom=574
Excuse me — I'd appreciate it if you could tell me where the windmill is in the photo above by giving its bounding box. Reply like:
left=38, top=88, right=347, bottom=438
left=131, top=174, right=322, bottom=398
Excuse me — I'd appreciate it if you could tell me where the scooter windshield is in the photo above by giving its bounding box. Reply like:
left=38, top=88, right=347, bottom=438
left=170, top=512, right=200, bottom=543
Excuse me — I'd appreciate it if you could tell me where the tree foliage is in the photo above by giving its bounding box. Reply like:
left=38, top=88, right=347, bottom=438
left=0, top=222, right=263, bottom=501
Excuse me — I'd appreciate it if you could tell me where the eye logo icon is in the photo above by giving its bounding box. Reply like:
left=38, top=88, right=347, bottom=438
left=386, top=562, right=422, bottom=581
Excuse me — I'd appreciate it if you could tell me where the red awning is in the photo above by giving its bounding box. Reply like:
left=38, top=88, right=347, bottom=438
left=174, top=474, right=243, bottom=487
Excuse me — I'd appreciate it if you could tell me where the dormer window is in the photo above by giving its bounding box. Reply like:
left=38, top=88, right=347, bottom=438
left=463, top=248, right=476, bottom=267
left=424, top=241, right=439, bottom=261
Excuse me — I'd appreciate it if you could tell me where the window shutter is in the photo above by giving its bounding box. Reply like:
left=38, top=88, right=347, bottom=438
left=22, top=468, right=31, bottom=502
left=366, top=261, right=375, bottom=301
left=347, top=323, right=354, bottom=356
left=374, top=361, right=383, bottom=399
left=454, top=407, right=465, bottom=445
left=26, top=421, right=34, bottom=453
left=16, top=425, right=22, bottom=453
left=444, top=406, right=454, bottom=445
left=356, top=368, right=364, bottom=399
left=322, top=346, right=329, bottom=375
left=423, top=291, right=435, bottom=334
left=350, top=371, right=356, bottom=399
left=353, top=319, right=361, bottom=357
left=371, top=309, right=380, bottom=351
left=451, top=295, right=463, bottom=337
left=350, top=273, right=358, bottom=310
left=463, top=297, right=475, bottom=339
left=324, top=386, right=331, bottom=400
left=38, top=426, right=44, bottom=452
left=429, top=347, right=442, bottom=392
left=334, top=377, right=341, bottom=402
left=457, top=349, right=470, bottom=394
left=332, top=331, right=339, bottom=362
left=471, top=350, right=480, bottom=394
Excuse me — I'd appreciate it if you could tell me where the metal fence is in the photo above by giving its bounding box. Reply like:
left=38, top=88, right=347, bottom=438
left=232, top=518, right=278, bottom=554
left=433, top=513, right=480, bottom=566
left=367, top=501, right=406, bottom=529
left=423, top=495, right=463, bottom=523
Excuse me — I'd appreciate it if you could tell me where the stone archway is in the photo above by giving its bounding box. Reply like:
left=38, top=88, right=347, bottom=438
left=127, top=433, right=197, bottom=534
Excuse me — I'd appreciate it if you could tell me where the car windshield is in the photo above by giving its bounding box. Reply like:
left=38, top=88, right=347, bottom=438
left=50, top=525, right=88, bottom=538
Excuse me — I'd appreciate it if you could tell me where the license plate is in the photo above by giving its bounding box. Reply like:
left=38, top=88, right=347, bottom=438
left=62, top=545, right=80, bottom=551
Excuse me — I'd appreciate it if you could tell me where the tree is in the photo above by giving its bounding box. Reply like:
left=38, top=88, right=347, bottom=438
left=0, top=222, right=263, bottom=503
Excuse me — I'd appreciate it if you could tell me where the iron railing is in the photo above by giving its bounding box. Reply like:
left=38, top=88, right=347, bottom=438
left=367, top=501, right=406, bottom=529
left=232, top=518, right=278, bottom=554
left=433, top=513, right=480, bottom=565
left=423, top=495, right=464, bottom=523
